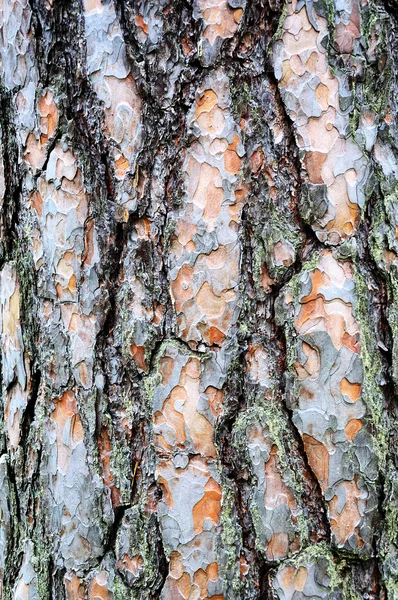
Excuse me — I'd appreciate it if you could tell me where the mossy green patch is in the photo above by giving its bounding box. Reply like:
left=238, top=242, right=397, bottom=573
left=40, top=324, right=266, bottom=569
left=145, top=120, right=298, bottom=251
left=12, top=240, right=38, bottom=360
left=110, top=440, right=132, bottom=505
left=262, top=204, right=302, bottom=282
left=113, top=575, right=135, bottom=600
left=219, top=476, right=242, bottom=596
left=31, top=541, right=51, bottom=600
left=232, top=399, right=308, bottom=555
left=272, top=3, right=287, bottom=44
left=274, top=542, right=362, bottom=597
left=114, top=498, right=164, bottom=595
left=353, top=267, right=388, bottom=468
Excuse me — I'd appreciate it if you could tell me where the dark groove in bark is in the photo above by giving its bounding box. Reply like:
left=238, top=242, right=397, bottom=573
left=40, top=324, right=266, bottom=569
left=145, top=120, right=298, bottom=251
left=20, top=369, right=41, bottom=469
left=0, top=86, right=21, bottom=264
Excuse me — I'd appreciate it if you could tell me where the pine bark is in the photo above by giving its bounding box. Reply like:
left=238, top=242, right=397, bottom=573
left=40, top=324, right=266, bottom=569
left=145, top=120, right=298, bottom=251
left=0, top=0, right=398, bottom=598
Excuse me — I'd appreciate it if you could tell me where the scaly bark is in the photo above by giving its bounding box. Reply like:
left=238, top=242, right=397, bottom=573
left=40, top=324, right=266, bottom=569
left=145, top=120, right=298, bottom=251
left=0, top=0, right=397, bottom=598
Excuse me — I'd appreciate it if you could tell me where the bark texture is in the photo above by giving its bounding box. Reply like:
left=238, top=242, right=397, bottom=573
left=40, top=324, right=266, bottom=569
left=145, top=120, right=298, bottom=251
left=0, top=0, right=398, bottom=598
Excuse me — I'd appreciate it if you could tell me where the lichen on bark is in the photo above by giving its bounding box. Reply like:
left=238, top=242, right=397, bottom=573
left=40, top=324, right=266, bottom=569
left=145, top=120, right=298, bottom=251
left=0, top=0, right=397, bottom=598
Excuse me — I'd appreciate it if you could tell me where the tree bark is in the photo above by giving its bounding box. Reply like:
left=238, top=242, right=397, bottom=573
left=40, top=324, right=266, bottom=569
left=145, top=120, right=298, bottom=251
left=0, top=0, right=398, bottom=597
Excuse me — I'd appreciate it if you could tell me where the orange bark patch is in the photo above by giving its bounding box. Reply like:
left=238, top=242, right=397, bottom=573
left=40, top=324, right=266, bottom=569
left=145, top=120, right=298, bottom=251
left=155, top=355, right=218, bottom=456
left=345, top=419, right=362, bottom=441
left=239, top=555, right=250, bottom=577
left=115, top=155, right=129, bottom=179
left=135, top=14, right=149, bottom=35
left=98, top=427, right=120, bottom=507
left=250, top=147, right=265, bottom=174
left=196, top=282, right=226, bottom=318
left=38, top=89, right=58, bottom=144
left=78, top=361, right=91, bottom=389
left=192, top=478, right=222, bottom=534
left=196, top=90, right=218, bottom=116
left=194, top=569, right=207, bottom=588
left=203, top=185, right=224, bottom=221
left=199, top=0, right=241, bottom=45
left=342, top=331, right=361, bottom=354
left=335, top=0, right=360, bottom=54
left=300, top=269, right=324, bottom=304
left=98, top=427, right=112, bottom=489
left=262, top=444, right=299, bottom=558
left=297, top=299, right=326, bottom=335
left=207, top=562, right=219, bottom=582
left=205, top=386, right=224, bottom=418
left=64, top=573, right=85, bottom=600
left=158, top=475, right=174, bottom=508
left=88, top=572, right=109, bottom=600
left=267, top=532, right=290, bottom=561
left=82, top=218, right=95, bottom=265
left=330, top=197, right=360, bottom=240
left=159, top=356, right=175, bottom=386
left=196, top=105, right=226, bottom=136
left=340, top=378, right=361, bottom=402
left=329, top=480, right=362, bottom=546
left=185, top=357, right=200, bottom=379
left=66, top=274, right=76, bottom=294
left=279, top=565, right=296, bottom=590
left=136, top=217, right=151, bottom=239
left=209, top=326, right=226, bottom=345
left=294, top=566, right=308, bottom=592
left=169, top=551, right=184, bottom=579
left=246, top=343, right=270, bottom=386
left=2, top=283, right=21, bottom=342
left=176, top=572, right=191, bottom=597
left=130, top=344, right=146, bottom=371
left=304, top=151, right=327, bottom=184
left=30, top=191, right=43, bottom=217
left=180, top=363, right=216, bottom=457
left=302, top=434, right=329, bottom=493
left=315, top=84, right=329, bottom=111
left=4, top=400, right=20, bottom=450
left=52, top=391, right=84, bottom=474
left=294, top=341, right=320, bottom=380
left=171, top=264, right=194, bottom=312
left=181, top=37, right=194, bottom=56
left=205, top=247, right=227, bottom=269
left=224, top=136, right=242, bottom=174
left=177, top=219, right=197, bottom=247
left=264, top=446, right=297, bottom=512
left=161, top=386, right=187, bottom=446
left=24, top=134, right=45, bottom=171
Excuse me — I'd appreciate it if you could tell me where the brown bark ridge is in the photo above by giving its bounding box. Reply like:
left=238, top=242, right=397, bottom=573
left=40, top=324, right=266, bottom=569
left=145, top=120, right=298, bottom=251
left=0, top=0, right=397, bottom=597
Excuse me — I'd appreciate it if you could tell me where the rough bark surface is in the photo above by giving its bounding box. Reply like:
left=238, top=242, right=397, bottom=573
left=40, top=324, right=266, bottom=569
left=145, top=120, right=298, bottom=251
left=0, top=0, right=398, bottom=598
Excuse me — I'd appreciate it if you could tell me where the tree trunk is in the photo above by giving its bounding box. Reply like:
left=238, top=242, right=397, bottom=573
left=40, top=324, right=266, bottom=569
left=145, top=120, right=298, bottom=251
left=0, top=0, right=398, bottom=597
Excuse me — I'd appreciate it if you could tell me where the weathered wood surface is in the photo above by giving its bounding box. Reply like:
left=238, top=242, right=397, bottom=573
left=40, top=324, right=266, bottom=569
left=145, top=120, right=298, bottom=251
left=0, top=0, right=398, bottom=597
